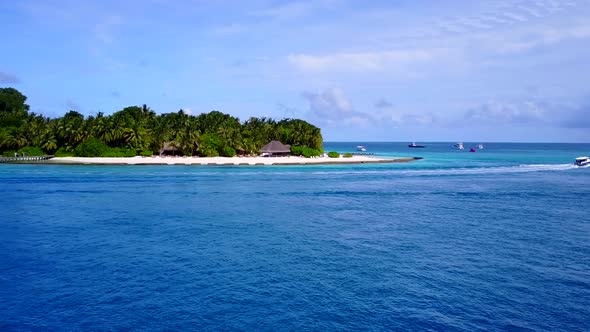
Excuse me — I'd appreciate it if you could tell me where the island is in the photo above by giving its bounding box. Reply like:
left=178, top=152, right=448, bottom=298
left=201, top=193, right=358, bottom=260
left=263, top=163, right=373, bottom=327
left=0, top=87, right=419, bottom=165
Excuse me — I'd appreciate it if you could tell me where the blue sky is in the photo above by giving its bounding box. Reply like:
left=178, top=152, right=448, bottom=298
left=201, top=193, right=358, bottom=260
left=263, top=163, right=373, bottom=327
left=1, top=0, right=589, bottom=142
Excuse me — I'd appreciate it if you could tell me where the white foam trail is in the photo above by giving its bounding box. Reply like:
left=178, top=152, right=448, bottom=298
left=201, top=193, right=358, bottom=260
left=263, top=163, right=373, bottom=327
left=35, top=163, right=581, bottom=177
left=141, top=163, right=587, bottom=177
left=309, top=163, right=581, bottom=176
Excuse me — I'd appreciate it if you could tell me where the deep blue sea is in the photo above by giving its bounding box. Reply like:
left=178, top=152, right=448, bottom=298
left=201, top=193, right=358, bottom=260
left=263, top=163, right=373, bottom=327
left=1, top=142, right=590, bottom=331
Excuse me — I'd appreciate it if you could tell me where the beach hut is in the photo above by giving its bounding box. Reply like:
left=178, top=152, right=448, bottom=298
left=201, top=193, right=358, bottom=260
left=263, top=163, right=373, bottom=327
left=259, top=140, right=291, bottom=156
left=236, top=147, right=247, bottom=156
left=159, top=141, right=180, bottom=156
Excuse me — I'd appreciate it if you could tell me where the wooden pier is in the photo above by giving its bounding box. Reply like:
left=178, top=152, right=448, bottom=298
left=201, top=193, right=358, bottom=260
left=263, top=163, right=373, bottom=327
left=0, top=155, right=54, bottom=163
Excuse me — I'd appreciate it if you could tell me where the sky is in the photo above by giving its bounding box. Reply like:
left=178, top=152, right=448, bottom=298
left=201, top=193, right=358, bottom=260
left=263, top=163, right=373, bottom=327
left=1, top=0, right=589, bottom=142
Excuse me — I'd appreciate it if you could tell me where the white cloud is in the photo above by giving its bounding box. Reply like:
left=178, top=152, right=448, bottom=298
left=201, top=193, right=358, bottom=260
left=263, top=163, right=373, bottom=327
left=299, top=89, right=440, bottom=128
left=493, top=22, right=590, bottom=54
left=287, top=49, right=435, bottom=73
left=280, top=2, right=589, bottom=78
left=303, top=88, right=352, bottom=115
left=459, top=98, right=590, bottom=130
left=463, top=100, right=546, bottom=124
left=252, top=0, right=339, bottom=21
left=455, top=17, right=493, bottom=29
left=376, top=110, right=439, bottom=127
left=501, top=12, right=528, bottom=22
left=302, top=88, right=372, bottom=126
left=516, top=5, right=543, bottom=18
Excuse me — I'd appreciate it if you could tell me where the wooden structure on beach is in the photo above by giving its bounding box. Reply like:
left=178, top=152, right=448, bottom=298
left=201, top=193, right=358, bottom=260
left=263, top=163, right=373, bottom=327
left=159, top=142, right=180, bottom=156
left=260, top=141, right=291, bottom=156
left=0, top=155, right=54, bottom=163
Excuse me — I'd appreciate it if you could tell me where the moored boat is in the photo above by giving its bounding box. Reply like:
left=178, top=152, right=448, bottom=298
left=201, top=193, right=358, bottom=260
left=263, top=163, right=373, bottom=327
left=452, top=142, right=465, bottom=150
left=408, top=142, right=425, bottom=148
left=356, top=145, right=367, bottom=152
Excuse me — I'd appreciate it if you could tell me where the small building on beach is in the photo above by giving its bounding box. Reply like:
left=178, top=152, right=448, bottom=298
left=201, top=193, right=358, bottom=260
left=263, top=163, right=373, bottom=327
left=260, top=140, right=291, bottom=156
left=159, top=142, right=180, bottom=156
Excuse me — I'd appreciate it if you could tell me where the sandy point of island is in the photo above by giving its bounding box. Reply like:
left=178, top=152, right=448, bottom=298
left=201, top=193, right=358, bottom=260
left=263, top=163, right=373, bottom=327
left=45, top=155, right=422, bottom=166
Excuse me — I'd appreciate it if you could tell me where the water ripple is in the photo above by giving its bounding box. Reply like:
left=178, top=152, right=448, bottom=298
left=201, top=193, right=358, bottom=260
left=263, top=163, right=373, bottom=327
left=1, top=162, right=589, bottom=331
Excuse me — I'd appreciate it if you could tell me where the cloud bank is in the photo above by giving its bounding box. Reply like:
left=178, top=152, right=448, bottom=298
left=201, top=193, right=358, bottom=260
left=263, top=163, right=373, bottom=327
left=303, top=88, right=372, bottom=126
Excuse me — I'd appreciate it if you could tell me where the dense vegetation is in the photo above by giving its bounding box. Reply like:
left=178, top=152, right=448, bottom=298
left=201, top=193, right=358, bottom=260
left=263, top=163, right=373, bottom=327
left=327, top=151, right=340, bottom=158
left=0, top=88, right=323, bottom=157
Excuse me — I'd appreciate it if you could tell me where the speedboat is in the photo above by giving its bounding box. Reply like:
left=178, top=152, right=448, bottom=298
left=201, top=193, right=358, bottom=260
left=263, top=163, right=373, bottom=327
left=574, top=156, right=589, bottom=166
left=452, top=142, right=464, bottom=150
left=408, top=142, right=425, bottom=148
left=356, top=145, right=367, bottom=152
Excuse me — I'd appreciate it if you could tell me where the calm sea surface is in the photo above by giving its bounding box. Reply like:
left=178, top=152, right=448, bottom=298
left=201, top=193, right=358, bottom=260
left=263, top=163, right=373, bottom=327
left=1, top=142, right=590, bottom=331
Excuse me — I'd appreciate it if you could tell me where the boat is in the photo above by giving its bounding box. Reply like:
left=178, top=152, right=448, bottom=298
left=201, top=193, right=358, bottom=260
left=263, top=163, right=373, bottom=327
left=408, top=142, right=426, bottom=148
left=356, top=145, right=367, bottom=152
left=574, top=156, right=589, bottom=166
left=477, top=144, right=484, bottom=149
left=469, top=147, right=476, bottom=152
left=452, top=142, right=464, bottom=150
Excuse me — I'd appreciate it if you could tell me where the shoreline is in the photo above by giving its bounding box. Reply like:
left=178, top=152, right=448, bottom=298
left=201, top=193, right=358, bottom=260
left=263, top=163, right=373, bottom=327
left=34, top=155, right=421, bottom=166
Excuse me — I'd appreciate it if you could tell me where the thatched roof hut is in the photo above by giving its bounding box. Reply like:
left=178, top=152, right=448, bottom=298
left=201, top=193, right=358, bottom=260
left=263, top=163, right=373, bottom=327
left=260, top=140, right=291, bottom=156
left=159, top=141, right=180, bottom=156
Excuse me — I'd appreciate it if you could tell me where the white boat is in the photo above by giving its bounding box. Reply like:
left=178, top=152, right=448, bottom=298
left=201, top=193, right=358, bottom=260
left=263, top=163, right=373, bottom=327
left=356, top=145, right=367, bottom=152
left=452, top=142, right=464, bottom=150
left=574, top=156, right=589, bottom=166
left=477, top=144, right=484, bottom=149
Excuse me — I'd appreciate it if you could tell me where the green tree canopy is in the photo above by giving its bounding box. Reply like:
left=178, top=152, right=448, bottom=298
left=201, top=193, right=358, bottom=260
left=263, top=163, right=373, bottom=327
left=0, top=87, right=324, bottom=157
left=0, top=87, right=31, bottom=129
left=0, top=87, right=30, bottom=113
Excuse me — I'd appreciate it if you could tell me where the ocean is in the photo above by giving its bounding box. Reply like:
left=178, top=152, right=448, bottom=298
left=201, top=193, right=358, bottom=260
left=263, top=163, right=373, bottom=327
left=1, top=142, right=589, bottom=331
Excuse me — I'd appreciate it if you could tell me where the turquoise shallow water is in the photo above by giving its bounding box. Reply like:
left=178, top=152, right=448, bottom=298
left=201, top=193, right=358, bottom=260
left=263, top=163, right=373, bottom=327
left=326, top=142, right=590, bottom=169
left=1, top=143, right=590, bottom=331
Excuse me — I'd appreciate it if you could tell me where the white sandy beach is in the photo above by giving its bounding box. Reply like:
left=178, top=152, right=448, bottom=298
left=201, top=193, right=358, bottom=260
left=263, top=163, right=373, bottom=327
left=46, top=155, right=418, bottom=166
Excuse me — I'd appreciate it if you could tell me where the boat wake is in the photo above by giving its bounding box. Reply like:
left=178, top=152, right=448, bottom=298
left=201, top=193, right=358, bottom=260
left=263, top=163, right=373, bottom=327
left=310, top=163, right=583, bottom=177
left=138, top=163, right=587, bottom=178
left=392, top=163, right=579, bottom=176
